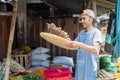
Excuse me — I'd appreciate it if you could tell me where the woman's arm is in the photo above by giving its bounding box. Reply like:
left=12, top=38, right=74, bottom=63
left=66, top=41, right=100, bottom=54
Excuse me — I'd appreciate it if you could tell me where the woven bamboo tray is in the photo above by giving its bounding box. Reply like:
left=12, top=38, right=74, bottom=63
left=40, top=32, right=78, bottom=50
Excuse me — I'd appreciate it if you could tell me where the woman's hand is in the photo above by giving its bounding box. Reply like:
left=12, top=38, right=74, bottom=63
left=66, top=41, right=81, bottom=49
left=66, top=40, right=100, bottom=54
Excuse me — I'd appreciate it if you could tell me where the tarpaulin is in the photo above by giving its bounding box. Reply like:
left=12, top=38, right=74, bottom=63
left=112, top=0, right=120, bottom=58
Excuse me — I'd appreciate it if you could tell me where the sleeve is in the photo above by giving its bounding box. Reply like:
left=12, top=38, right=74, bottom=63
left=93, top=30, right=102, bottom=44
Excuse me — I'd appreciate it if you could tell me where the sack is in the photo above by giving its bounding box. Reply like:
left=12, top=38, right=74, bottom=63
left=31, top=60, right=50, bottom=67
left=30, top=47, right=49, bottom=55
left=30, top=53, right=50, bottom=61
left=52, top=56, right=74, bottom=66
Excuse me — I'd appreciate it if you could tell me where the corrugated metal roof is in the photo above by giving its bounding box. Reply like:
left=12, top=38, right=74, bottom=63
left=45, top=0, right=85, bottom=14
left=107, top=0, right=116, bottom=3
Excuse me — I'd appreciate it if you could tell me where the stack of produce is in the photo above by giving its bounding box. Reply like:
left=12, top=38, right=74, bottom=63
left=100, top=55, right=118, bottom=74
left=30, top=47, right=50, bottom=70
left=44, top=68, right=72, bottom=80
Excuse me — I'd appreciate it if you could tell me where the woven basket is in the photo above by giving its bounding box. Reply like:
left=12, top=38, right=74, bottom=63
left=40, top=32, right=78, bottom=50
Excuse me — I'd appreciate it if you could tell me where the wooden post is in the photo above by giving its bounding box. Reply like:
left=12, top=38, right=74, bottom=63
left=4, top=1, right=18, bottom=80
left=17, top=0, right=27, bottom=46
left=92, top=0, right=97, bottom=17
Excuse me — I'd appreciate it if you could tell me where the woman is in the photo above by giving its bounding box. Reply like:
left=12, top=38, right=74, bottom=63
left=66, top=9, right=101, bottom=80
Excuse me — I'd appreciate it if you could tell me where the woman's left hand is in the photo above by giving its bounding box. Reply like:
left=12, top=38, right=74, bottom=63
left=66, top=41, right=80, bottom=48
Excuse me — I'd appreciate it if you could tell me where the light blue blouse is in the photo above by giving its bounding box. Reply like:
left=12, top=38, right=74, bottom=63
left=74, top=28, right=101, bottom=80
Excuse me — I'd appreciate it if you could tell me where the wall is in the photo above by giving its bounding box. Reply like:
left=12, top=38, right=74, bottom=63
left=0, top=16, right=11, bottom=60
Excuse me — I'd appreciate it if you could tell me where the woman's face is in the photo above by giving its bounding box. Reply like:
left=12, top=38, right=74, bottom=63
left=79, top=15, right=93, bottom=29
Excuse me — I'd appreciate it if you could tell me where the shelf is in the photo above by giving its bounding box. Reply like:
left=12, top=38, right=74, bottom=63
left=0, top=12, right=12, bottom=16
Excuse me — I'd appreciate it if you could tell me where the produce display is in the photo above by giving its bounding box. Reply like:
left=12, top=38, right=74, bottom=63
left=7, top=45, right=74, bottom=80
left=9, top=68, right=73, bottom=80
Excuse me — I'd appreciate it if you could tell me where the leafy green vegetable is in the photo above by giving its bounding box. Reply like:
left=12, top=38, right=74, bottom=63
left=22, top=74, right=40, bottom=80
left=100, top=56, right=111, bottom=64
left=100, top=55, right=118, bottom=74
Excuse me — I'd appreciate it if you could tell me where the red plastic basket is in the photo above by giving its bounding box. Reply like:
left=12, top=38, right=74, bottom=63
left=44, top=68, right=72, bottom=80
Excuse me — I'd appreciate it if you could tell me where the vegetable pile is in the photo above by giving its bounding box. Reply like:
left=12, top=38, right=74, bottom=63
left=100, top=55, right=118, bottom=74
left=9, top=72, right=41, bottom=80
